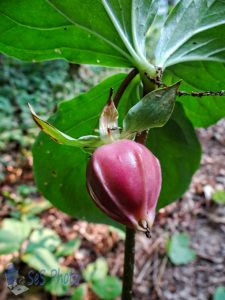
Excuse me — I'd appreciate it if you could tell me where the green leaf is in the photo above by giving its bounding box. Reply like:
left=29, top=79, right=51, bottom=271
left=33, top=74, right=127, bottom=227
left=21, top=215, right=42, bottom=230
left=22, top=247, right=60, bottom=276
left=56, top=238, right=81, bottom=257
left=214, top=286, right=225, bottom=300
left=26, top=228, right=61, bottom=253
left=2, top=218, right=32, bottom=239
left=83, top=258, right=108, bottom=283
left=72, top=284, right=88, bottom=300
left=0, top=0, right=158, bottom=72
left=29, top=103, right=102, bottom=153
left=166, top=233, right=196, bottom=265
left=0, top=231, right=22, bottom=254
left=0, top=219, right=32, bottom=254
left=212, top=190, right=225, bottom=205
left=16, top=184, right=37, bottom=196
left=20, top=199, right=52, bottom=216
left=165, top=61, right=225, bottom=128
left=123, top=82, right=180, bottom=133
left=92, top=276, right=122, bottom=300
left=155, top=0, right=225, bottom=68
left=148, top=103, right=201, bottom=209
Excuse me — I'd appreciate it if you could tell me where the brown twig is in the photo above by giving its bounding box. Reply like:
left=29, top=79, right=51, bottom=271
left=114, top=68, right=139, bottom=107
left=177, top=90, right=225, bottom=97
left=144, top=71, right=225, bottom=97
left=136, top=238, right=164, bottom=284
left=155, top=256, right=168, bottom=297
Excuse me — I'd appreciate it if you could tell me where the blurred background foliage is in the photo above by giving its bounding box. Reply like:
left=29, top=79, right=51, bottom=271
left=0, top=54, right=119, bottom=152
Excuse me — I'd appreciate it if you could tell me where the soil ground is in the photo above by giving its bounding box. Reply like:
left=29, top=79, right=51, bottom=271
left=0, top=118, right=225, bottom=300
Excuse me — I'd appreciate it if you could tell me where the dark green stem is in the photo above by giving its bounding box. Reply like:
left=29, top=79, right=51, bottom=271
left=122, top=227, right=136, bottom=300
left=121, top=70, right=156, bottom=300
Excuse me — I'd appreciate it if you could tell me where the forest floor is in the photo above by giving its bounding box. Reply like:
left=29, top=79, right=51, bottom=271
left=0, top=118, right=225, bottom=300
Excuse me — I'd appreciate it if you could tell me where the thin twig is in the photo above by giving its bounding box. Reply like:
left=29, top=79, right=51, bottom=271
left=144, top=72, right=225, bottom=97
left=177, top=90, right=225, bottom=97
left=114, top=68, right=138, bottom=107
left=155, top=256, right=168, bottom=298
left=136, top=238, right=163, bottom=284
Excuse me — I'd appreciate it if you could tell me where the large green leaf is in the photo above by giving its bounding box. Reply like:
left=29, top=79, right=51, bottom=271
left=0, top=0, right=158, bottom=72
left=33, top=74, right=130, bottom=227
left=148, top=102, right=201, bottom=209
left=165, top=61, right=225, bottom=127
left=154, top=1, right=225, bottom=128
left=155, top=0, right=225, bottom=68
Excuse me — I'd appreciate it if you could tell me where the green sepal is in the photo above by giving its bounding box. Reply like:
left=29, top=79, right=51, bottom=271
left=29, top=104, right=102, bottom=153
left=122, top=81, right=181, bottom=133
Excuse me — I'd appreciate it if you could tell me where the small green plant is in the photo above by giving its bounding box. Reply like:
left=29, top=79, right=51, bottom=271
left=0, top=217, right=81, bottom=295
left=72, top=258, right=122, bottom=300
left=212, top=190, right=225, bottom=205
left=0, top=187, right=81, bottom=296
left=166, top=233, right=196, bottom=266
left=3, top=185, right=52, bottom=219
left=213, top=286, right=225, bottom=300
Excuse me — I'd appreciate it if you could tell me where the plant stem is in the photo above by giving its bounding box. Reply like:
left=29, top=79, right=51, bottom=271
left=121, top=70, right=155, bottom=300
left=122, top=227, right=136, bottom=300
left=114, top=68, right=138, bottom=107
left=121, top=129, right=150, bottom=299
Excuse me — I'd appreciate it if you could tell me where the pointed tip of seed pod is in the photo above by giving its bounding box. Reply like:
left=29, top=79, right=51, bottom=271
left=138, top=219, right=152, bottom=239
left=145, top=228, right=151, bottom=239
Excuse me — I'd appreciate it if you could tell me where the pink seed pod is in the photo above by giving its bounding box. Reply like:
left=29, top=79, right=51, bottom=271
left=86, top=139, right=162, bottom=236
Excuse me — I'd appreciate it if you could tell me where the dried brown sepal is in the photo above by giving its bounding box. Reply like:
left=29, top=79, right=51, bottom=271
left=99, top=88, right=120, bottom=142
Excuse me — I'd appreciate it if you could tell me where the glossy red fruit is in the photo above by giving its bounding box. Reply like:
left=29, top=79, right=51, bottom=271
left=86, top=140, right=162, bottom=234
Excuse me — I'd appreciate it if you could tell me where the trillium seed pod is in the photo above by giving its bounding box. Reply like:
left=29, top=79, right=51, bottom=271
left=86, top=139, right=162, bottom=236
